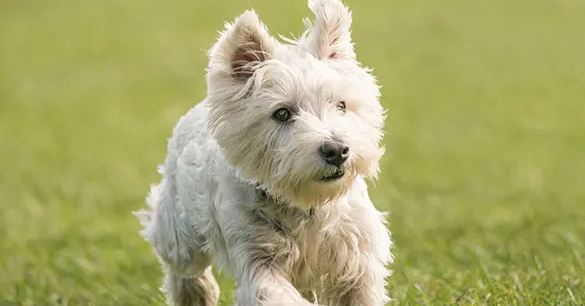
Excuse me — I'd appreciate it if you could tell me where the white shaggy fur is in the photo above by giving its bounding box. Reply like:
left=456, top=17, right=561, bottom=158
left=134, top=0, right=392, bottom=305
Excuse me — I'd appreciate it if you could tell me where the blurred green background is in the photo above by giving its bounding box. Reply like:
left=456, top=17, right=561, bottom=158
left=1, top=0, right=584, bottom=305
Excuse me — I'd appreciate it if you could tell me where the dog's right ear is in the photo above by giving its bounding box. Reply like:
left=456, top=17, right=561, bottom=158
left=207, top=11, right=276, bottom=84
left=306, top=0, right=355, bottom=60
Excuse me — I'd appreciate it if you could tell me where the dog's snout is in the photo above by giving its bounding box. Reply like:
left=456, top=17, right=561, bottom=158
left=319, top=141, right=349, bottom=166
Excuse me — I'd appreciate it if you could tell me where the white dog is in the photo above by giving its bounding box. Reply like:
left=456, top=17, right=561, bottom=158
left=135, top=0, right=392, bottom=305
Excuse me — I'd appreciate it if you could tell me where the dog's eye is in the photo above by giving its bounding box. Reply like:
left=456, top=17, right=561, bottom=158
left=336, top=101, right=346, bottom=112
left=273, top=108, right=291, bottom=122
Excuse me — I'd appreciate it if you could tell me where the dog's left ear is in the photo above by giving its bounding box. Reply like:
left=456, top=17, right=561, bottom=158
left=307, top=0, right=355, bottom=60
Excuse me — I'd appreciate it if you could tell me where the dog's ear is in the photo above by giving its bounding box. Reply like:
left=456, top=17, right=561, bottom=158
left=307, top=0, right=355, bottom=60
left=208, top=10, right=276, bottom=82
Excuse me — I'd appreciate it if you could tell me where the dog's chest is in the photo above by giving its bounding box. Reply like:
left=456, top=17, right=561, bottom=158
left=283, top=212, right=365, bottom=293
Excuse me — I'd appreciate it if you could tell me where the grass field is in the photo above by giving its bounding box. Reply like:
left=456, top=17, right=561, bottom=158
left=1, top=0, right=585, bottom=305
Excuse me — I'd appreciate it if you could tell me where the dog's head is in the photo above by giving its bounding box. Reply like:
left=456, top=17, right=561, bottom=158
left=206, top=0, right=385, bottom=208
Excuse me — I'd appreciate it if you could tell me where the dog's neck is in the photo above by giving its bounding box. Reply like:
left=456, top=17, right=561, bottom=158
left=254, top=183, right=316, bottom=216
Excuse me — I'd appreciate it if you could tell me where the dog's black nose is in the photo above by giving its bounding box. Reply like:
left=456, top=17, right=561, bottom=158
left=319, top=141, right=349, bottom=166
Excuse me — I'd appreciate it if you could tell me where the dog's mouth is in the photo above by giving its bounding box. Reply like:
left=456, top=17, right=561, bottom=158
left=320, top=169, right=345, bottom=182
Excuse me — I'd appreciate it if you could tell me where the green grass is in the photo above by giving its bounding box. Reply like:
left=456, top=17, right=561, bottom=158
left=1, top=0, right=584, bottom=305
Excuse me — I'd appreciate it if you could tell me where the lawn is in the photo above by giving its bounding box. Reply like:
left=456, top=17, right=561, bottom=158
left=1, top=0, right=584, bottom=305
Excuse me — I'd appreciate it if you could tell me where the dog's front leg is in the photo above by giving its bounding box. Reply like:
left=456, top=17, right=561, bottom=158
left=334, top=261, right=390, bottom=306
left=328, top=182, right=392, bottom=306
left=217, top=204, right=317, bottom=306
left=327, top=242, right=391, bottom=306
left=232, top=259, right=315, bottom=306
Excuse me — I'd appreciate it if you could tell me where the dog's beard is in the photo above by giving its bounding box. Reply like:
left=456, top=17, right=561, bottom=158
left=289, top=177, right=355, bottom=208
left=258, top=164, right=360, bottom=208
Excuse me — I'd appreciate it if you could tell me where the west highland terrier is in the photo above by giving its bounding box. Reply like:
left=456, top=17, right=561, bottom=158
left=135, top=0, right=392, bottom=305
